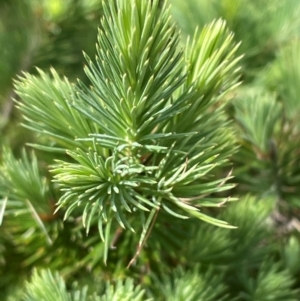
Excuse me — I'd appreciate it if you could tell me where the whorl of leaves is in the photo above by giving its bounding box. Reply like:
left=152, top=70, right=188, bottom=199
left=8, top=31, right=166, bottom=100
left=14, top=0, right=241, bottom=263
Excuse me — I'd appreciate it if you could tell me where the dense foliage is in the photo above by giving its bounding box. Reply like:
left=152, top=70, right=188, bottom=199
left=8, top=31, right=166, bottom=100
left=1, top=0, right=300, bottom=300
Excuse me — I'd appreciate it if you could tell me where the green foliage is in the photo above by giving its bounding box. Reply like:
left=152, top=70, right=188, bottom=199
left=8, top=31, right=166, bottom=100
left=15, top=69, right=97, bottom=151
left=1, top=0, right=300, bottom=300
left=13, top=0, right=242, bottom=265
left=0, top=0, right=35, bottom=101
left=24, top=269, right=72, bottom=301
left=183, top=195, right=274, bottom=268
left=0, top=0, right=101, bottom=149
left=234, top=91, right=281, bottom=154
left=158, top=266, right=229, bottom=301
left=170, top=0, right=300, bottom=74
left=238, top=261, right=299, bottom=301
left=282, top=236, right=300, bottom=276
left=261, top=39, right=300, bottom=120
left=100, top=278, right=150, bottom=301
left=232, top=87, right=300, bottom=207
left=24, top=269, right=150, bottom=301
left=0, top=148, right=49, bottom=210
left=26, top=0, right=102, bottom=80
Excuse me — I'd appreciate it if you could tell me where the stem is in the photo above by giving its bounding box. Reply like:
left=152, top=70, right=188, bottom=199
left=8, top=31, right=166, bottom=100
left=127, top=207, right=160, bottom=268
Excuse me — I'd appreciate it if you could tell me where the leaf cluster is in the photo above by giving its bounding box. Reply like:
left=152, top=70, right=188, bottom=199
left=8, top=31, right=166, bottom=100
left=2, top=0, right=300, bottom=300
left=12, top=0, right=242, bottom=264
